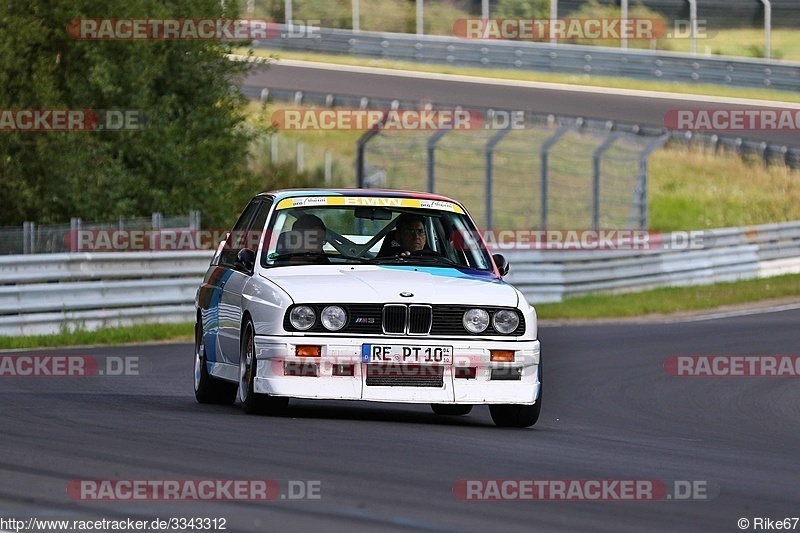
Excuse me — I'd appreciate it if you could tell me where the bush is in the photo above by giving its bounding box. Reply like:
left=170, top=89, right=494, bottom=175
left=560, top=0, right=667, bottom=49
left=0, top=0, right=256, bottom=229
left=495, top=0, right=550, bottom=19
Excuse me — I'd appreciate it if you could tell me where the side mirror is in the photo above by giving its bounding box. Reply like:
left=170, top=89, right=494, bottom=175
left=236, top=248, right=256, bottom=273
left=493, top=253, right=509, bottom=277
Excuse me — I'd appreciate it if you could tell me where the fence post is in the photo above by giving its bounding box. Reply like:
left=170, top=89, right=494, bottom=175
left=70, top=217, right=81, bottom=253
left=297, top=141, right=304, bottom=172
left=190, top=210, right=201, bottom=230
left=271, top=135, right=278, bottom=163
left=633, top=134, right=670, bottom=229
left=324, top=150, right=332, bottom=185
left=355, top=115, right=388, bottom=188
left=687, top=0, right=697, bottom=54
left=427, top=130, right=450, bottom=193
left=620, top=0, right=628, bottom=49
left=760, top=0, right=771, bottom=60
left=540, top=122, right=580, bottom=229
left=23, top=222, right=33, bottom=254
left=592, top=134, right=622, bottom=231
left=152, top=212, right=162, bottom=230
left=485, top=125, right=512, bottom=230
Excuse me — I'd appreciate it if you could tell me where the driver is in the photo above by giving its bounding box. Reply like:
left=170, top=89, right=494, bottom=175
left=276, top=214, right=330, bottom=264
left=394, top=213, right=428, bottom=256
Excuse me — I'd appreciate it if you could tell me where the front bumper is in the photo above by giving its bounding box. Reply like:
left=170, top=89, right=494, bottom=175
left=253, top=335, right=541, bottom=405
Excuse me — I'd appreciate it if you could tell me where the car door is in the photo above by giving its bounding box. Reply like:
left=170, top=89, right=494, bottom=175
left=218, top=199, right=272, bottom=366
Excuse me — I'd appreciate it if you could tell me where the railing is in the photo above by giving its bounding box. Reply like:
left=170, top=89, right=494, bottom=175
left=253, top=25, right=800, bottom=92
left=0, top=212, right=201, bottom=255
left=354, top=110, right=667, bottom=231
left=2, top=222, right=800, bottom=335
left=250, top=87, right=800, bottom=185
left=0, top=252, right=212, bottom=336
left=502, top=221, right=800, bottom=303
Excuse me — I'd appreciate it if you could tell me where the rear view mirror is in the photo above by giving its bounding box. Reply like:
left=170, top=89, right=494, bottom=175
left=493, top=254, right=509, bottom=277
left=354, top=206, right=392, bottom=220
left=236, top=248, right=256, bottom=273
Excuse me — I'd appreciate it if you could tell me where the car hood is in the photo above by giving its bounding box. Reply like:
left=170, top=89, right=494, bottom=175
left=260, top=265, right=518, bottom=307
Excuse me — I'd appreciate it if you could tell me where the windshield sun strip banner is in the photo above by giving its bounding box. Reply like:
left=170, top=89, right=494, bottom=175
left=275, top=196, right=465, bottom=214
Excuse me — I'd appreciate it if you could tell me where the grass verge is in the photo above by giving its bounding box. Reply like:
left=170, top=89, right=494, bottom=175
left=0, top=322, right=193, bottom=351
left=663, top=28, right=800, bottom=61
left=535, top=273, right=800, bottom=319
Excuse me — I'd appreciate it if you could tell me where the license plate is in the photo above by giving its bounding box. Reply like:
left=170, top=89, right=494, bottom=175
left=361, top=344, right=453, bottom=364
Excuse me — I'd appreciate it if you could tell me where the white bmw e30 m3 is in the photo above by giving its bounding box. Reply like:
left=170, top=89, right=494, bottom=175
left=194, top=189, right=542, bottom=427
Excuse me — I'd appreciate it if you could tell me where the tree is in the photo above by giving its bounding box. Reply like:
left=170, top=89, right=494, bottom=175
left=0, top=0, right=254, bottom=227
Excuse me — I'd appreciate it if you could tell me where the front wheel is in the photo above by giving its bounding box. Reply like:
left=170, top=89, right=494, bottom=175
left=239, top=321, right=289, bottom=416
left=489, top=359, right=542, bottom=428
left=194, top=321, right=237, bottom=405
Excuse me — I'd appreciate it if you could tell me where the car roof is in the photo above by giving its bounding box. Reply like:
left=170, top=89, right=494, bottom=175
left=255, top=188, right=462, bottom=205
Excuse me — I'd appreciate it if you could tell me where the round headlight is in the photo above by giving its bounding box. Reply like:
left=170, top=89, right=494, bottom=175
left=289, top=305, right=316, bottom=331
left=463, top=308, right=489, bottom=334
left=492, top=309, right=520, bottom=334
left=321, top=305, right=347, bottom=331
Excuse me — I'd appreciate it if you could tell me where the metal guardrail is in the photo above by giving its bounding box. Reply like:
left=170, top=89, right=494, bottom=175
left=250, top=87, right=800, bottom=171
left=254, top=26, right=800, bottom=92
left=0, top=212, right=201, bottom=255
left=2, top=222, right=800, bottom=335
left=502, top=221, right=800, bottom=303
left=0, top=252, right=212, bottom=336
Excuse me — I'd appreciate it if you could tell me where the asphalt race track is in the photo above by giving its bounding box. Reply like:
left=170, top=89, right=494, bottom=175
left=244, top=62, right=800, bottom=147
left=1, top=309, right=799, bottom=532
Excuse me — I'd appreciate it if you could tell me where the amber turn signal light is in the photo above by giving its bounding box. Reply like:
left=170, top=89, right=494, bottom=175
left=490, top=350, right=514, bottom=362
left=296, top=345, right=321, bottom=357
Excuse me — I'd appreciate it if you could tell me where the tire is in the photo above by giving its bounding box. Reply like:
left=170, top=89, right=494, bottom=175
left=194, top=320, right=237, bottom=405
left=431, top=404, right=473, bottom=416
left=489, top=358, right=542, bottom=428
left=239, top=320, right=289, bottom=416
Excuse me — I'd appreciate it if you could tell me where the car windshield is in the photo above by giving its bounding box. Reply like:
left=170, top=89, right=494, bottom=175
left=259, top=197, right=494, bottom=271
